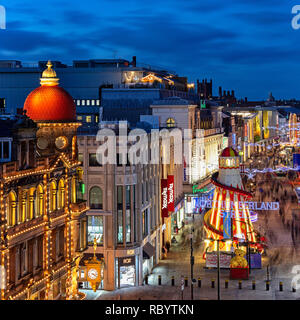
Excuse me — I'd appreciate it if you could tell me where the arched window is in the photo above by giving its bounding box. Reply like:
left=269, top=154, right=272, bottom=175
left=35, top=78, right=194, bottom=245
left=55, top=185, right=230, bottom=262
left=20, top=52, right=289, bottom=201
left=7, top=191, right=17, bottom=227
left=50, top=181, right=57, bottom=212
left=71, top=176, right=77, bottom=204
left=35, top=184, right=44, bottom=217
left=89, top=186, right=103, bottom=209
left=28, top=187, right=35, bottom=220
left=57, top=179, right=65, bottom=210
left=166, top=118, right=176, bottom=128
left=18, top=189, right=27, bottom=223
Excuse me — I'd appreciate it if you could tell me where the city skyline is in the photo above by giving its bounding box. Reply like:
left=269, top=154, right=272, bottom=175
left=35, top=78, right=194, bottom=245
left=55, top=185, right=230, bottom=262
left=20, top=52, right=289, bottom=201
left=0, top=0, right=299, bottom=100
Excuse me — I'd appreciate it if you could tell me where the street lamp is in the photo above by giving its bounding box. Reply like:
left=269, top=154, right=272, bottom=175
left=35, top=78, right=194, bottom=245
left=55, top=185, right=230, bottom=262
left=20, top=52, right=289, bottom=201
left=190, top=212, right=195, bottom=300
left=207, top=238, right=224, bottom=301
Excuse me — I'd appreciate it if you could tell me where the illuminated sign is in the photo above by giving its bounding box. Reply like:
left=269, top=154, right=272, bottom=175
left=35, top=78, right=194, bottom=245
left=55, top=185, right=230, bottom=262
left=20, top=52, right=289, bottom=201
left=192, top=185, right=208, bottom=194
left=198, top=196, right=279, bottom=211
left=161, top=179, right=168, bottom=218
left=167, top=175, right=175, bottom=212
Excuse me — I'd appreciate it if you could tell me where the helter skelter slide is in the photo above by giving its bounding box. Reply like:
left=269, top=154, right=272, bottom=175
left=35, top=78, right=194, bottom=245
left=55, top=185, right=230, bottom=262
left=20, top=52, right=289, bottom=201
left=203, top=147, right=260, bottom=257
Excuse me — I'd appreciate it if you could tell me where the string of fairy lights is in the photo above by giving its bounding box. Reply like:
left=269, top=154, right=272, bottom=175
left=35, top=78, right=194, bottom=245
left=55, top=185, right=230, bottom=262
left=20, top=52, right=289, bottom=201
left=0, top=147, right=87, bottom=300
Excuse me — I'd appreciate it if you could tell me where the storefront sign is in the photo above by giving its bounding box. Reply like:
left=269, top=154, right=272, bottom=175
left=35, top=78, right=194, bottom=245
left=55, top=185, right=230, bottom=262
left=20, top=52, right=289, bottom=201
left=161, top=179, right=168, bottom=218
left=192, top=185, right=208, bottom=194
left=167, top=175, right=175, bottom=212
left=205, top=252, right=232, bottom=268
left=119, top=257, right=135, bottom=266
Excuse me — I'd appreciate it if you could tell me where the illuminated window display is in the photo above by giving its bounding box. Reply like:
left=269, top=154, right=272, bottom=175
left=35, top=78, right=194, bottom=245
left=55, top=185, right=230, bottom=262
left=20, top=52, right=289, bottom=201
left=88, top=216, right=103, bottom=245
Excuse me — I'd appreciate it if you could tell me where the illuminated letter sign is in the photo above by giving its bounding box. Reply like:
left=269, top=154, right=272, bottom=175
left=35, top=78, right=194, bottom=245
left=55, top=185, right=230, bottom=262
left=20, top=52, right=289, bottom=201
left=161, top=179, right=168, bottom=218
left=167, top=175, right=174, bottom=212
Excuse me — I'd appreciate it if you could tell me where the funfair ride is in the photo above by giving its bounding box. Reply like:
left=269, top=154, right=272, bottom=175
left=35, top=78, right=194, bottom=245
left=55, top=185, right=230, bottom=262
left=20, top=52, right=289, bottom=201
left=203, top=147, right=258, bottom=256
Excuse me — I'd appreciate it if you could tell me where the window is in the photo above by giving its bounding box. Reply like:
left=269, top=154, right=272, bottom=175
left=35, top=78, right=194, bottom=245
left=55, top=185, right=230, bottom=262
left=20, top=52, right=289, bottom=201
left=91, top=100, right=95, bottom=106
left=142, top=209, right=148, bottom=237
left=77, top=116, right=83, bottom=121
left=89, top=153, right=102, bottom=167
left=50, top=182, right=57, bottom=212
left=89, top=186, right=103, bottom=209
left=117, top=186, right=123, bottom=244
left=0, top=140, right=11, bottom=161
left=57, top=179, right=65, bottom=210
left=166, top=118, right=176, bottom=128
left=126, top=186, right=131, bottom=243
left=86, top=100, right=90, bottom=106
left=78, top=153, right=83, bottom=163
left=35, top=184, right=44, bottom=217
left=81, top=100, right=86, bottom=106
left=86, top=116, right=92, bottom=123
left=88, top=216, right=104, bottom=245
left=7, top=191, right=16, bottom=227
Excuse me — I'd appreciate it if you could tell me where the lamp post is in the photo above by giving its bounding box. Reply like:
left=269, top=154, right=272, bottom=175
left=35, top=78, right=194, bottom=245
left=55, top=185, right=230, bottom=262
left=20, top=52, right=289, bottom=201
left=217, top=239, right=220, bottom=301
left=190, top=212, right=195, bottom=300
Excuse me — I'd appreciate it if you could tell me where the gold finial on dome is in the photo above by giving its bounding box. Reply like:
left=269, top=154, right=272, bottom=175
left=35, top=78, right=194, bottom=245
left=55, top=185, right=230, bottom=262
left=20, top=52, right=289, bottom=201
left=40, top=60, right=59, bottom=86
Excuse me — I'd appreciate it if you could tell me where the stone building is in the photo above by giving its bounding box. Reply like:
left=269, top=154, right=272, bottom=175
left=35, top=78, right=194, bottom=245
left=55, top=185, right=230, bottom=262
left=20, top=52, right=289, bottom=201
left=77, top=124, right=161, bottom=290
left=0, top=62, right=87, bottom=300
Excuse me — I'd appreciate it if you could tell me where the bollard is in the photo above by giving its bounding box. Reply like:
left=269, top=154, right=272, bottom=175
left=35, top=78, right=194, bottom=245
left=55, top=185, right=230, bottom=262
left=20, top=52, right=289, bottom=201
left=198, top=278, right=201, bottom=288
left=266, top=281, right=270, bottom=291
left=225, top=280, right=229, bottom=289
left=239, top=280, right=242, bottom=290
left=252, top=280, right=256, bottom=290
left=211, top=279, right=215, bottom=288
left=184, top=277, right=188, bottom=287
left=158, top=275, right=161, bottom=286
left=145, top=275, right=148, bottom=285
left=171, top=276, right=175, bottom=286
left=279, top=282, right=283, bottom=292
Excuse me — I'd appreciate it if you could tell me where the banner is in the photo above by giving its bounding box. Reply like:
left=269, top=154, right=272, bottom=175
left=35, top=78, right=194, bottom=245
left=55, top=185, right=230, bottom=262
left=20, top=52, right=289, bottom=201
left=205, top=252, right=232, bottom=268
left=161, top=179, right=168, bottom=218
left=167, top=175, right=174, bottom=212
left=223, top=210, right=231, bottom=239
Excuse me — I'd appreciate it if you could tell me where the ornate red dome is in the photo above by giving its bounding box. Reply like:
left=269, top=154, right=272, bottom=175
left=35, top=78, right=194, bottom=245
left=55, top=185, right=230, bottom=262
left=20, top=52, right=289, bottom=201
left=220, top=147, right=239, bottom=157
left=23, top=61, right=76, bottom=122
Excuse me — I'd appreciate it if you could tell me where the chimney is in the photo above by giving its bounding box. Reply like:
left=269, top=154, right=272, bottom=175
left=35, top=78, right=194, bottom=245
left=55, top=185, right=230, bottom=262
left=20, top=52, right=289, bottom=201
left=132, top=56, right=137, bottom=67
left=245, top=97, right=248, bottom=103
left=231, top=90, right=235, bottom=97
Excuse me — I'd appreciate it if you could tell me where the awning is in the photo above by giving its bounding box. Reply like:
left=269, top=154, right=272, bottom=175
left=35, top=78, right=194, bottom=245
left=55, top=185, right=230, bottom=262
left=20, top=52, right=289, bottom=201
left=143, top=242, right=155, bottom=259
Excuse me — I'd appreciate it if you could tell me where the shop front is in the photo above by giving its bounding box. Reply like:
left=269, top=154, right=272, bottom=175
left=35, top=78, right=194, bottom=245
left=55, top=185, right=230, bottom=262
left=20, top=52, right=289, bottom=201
left=142, top=241, right=155, bottom=279
left=116, top=256, right=137, bottom=288
left=185, top=183, right=215, bottom=219
left=171, top=200, right=185, bottom=235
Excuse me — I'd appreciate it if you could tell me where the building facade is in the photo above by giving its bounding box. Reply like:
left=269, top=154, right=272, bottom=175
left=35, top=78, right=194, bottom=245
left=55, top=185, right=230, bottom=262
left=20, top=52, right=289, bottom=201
left=77, top=128, right=161, bottom=290
left=0, top=62, right=88, bottom=300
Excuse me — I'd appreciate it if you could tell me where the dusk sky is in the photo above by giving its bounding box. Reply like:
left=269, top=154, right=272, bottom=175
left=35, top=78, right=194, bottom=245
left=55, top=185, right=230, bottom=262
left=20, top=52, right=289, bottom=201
left=0, top=0, right=300, bottom=100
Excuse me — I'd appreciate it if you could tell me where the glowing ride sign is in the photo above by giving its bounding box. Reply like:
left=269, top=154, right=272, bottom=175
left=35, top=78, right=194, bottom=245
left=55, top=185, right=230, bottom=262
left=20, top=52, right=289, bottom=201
left=198, top=197, right=279, bottom=211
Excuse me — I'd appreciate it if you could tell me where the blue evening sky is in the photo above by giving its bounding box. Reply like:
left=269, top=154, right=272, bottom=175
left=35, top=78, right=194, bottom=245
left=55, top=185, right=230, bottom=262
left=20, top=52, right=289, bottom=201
left=0, top=0, right=299, bottom=100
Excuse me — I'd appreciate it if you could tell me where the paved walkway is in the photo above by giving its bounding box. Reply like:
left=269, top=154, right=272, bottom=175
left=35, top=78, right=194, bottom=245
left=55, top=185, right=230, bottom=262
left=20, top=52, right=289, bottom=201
left=81, top=229, right=300, bottom=300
